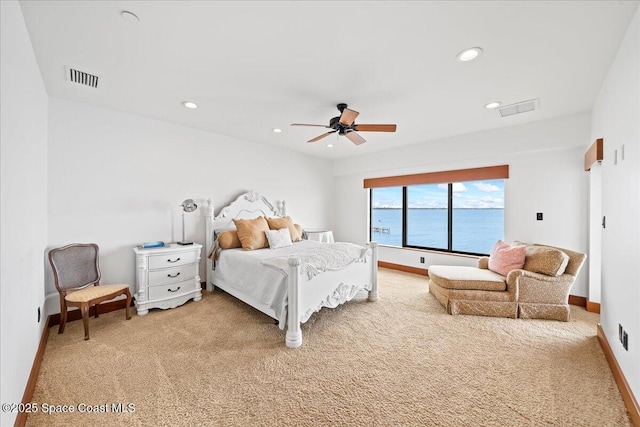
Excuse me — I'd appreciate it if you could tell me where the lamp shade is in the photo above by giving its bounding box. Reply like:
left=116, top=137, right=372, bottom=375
left=181, top=199, right=198, bottom=213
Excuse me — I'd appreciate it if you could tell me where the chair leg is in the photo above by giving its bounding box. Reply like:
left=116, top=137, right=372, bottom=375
left=125, top=289, right=132, bottom=320
left=95, top=302, right=99, bottom=318
left=81, top=303, right=90, bottom=340
left=59, top=296, right=68, bottom=334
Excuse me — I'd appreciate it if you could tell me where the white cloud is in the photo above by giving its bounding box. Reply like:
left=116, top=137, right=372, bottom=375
left=439, top=183, right=467, bottom=192
left=474, top=182, right=500, bottom=192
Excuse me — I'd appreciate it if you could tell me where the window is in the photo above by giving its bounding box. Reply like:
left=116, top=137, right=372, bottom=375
left=370, top=187, right=402, bottom=247
left=367, top=166, right=507, bottom=256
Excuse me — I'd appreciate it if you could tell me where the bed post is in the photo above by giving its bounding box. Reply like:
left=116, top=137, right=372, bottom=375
left=205, top=198, right=215, bottom=292
left=286, top=257, right=302, bottom=348
left=368, top=241, right=379, bottom=302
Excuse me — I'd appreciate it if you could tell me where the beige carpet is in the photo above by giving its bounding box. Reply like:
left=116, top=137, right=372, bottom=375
left=27, top=269, right=630, bottom=427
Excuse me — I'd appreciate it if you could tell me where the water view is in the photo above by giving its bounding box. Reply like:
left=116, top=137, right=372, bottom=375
left=371, top=208, right=504, bottom=255
left=371, top=180, right=505, bottom=255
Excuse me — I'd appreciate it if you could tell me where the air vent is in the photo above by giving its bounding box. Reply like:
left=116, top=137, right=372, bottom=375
left=66, top=66, right=100, bottom=88
left=497, top=99, right=539, bottom=117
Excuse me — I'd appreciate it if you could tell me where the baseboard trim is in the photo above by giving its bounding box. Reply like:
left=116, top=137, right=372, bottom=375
left=568, top=294, right=586, bottom=307
left=16, top=300, right=133, bottom=427
left=378, top=261, right=428, bottom=276
left=586, top=300, right=601, bottom=314
left=597, top=324, right=640, bottom=426
left=14, top=316, right=52, bottom=427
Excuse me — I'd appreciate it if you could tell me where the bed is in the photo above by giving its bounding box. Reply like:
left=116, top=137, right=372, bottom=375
left=205, top=190, right=378, bottom=348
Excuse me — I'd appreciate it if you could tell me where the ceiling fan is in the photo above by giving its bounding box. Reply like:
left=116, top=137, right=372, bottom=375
left=291, top=103, right=397, bottom=145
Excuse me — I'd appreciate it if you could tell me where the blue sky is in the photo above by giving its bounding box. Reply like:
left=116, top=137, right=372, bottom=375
left=372, top=180, right=504, bottom=209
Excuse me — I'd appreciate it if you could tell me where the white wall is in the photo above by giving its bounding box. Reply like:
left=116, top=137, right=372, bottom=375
left=333, top=113, right=591, bottom=296
left=0, top=2, right=49, bottom=426
left=46, top=98, right=334, bottom=314
left=591, top=7, right=640, bottom=401
left=588, top=163, right=602, bottom=303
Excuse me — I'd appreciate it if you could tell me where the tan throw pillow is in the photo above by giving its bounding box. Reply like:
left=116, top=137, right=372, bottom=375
left=217, top=230, right=241, bottom=249
left=233, top=217, right=270, bottom=251
left=523, top=246, right=570, bottom=276
left=294, top=224, right=304, bottom=241
left=266, top=216, right=302, bottom=242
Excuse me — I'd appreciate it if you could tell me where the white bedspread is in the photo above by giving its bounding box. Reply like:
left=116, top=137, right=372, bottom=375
left=261, top=242, right=370, bottom=280
left=212, top=240, right=370, bottom=329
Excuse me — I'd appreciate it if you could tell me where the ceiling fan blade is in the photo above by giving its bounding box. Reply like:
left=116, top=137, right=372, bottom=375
left=308, top=131, right=336, bottom=143
left=345, top=131, right=366, bottom=145
left=339, top=108, right=359, bottom=126
left=291, top=123, right=331, bottom=128
left=354, top=124, right=397, bottom=132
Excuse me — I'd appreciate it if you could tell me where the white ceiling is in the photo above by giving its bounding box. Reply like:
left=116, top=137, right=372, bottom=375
left=19, top=1, right=638, bottom=159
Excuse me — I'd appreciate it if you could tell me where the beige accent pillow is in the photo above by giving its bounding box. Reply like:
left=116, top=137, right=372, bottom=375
left=523, top=246, right=570, bottom=276
left=294, top=224, right=303, bottom=240
left=217, top=230, right=241, bottom=249
left=266, top=216, right=302, bottom=242
left=233, top=217, right=270, bottom=251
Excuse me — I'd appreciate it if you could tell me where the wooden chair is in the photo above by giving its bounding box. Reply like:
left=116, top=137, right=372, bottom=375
left=49, top=243, right=131, bottom=340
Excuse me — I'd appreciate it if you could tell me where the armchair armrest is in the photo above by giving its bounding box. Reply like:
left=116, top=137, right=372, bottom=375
left=507, top=269, right=576, bottom=304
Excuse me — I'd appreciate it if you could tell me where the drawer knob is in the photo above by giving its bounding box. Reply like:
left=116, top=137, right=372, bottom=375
left=167, top=287, right=181, bottom=293
left=167, top=258, right=181, bottom=263
left=167, top=272, right=181, bottom=278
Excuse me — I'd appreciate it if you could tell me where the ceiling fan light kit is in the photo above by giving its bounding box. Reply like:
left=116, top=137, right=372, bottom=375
left=291, top=103, right=397, bottom=145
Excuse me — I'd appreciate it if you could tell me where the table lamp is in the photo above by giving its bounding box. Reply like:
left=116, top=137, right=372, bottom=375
left=178, top=199, right=198, bottom=245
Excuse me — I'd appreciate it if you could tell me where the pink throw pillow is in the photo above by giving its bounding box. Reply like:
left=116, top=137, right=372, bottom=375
left=488, top=240, right=526, bottom=276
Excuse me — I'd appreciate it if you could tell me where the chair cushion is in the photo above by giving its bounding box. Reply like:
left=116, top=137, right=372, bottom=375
left=429, top=265, right=507, bottom=291
left=65, top=284, right=129, bottom=303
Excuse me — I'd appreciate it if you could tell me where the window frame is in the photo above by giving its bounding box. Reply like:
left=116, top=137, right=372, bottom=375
left=366, top=166, right=508, bottom=256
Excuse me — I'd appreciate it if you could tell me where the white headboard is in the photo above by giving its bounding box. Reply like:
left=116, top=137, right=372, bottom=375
left=205, top=190, right=286, bottom=286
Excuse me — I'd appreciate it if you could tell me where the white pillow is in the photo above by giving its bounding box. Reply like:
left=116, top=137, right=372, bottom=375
left=265, top=228, right=293, bottom=249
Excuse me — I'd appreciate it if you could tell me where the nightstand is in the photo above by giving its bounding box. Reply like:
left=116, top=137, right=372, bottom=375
left=133, top=243, right=202, bottom=315
left=304, top=230, right=334, bottom=243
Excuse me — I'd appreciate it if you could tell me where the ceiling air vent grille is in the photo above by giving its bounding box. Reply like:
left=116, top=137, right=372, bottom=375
left=66, top=67, right=100, bottom=88
left=497, top=99, right=539, bottom=117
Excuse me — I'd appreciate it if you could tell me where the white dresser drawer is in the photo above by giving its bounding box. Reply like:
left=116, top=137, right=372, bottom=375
left=148, top=264, right=194, bottom=286
left=148, top=250, right=196, bottom=269
left=148, top=279, right=194, bottom=301
left=133, top=243, right=202, bottom=316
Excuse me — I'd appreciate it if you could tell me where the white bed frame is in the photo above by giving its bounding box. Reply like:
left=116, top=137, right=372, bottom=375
left=205, top=190, right=378, bottom=348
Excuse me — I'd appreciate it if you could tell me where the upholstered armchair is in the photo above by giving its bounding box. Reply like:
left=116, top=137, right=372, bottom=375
left=428, top=243, right=586, bottom=321
left=505, top=244, right=586, bottom=320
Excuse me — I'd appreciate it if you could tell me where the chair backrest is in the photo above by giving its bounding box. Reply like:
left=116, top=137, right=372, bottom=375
left=49, top=243, right=101, bottom=293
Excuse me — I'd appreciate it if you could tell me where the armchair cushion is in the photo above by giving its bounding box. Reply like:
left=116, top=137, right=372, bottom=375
left=429, top=265, right=506, bottom=291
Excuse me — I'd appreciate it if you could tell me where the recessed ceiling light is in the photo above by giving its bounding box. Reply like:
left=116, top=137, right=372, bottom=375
left=272, top=128, right=282, bottom=133
left=121, top=11, right=140, bottom=23
left=456, top=47, right=483, bottom=62
left=485, top=102, right=501, bottom=109
left=182, top=101, right=198, bottom=109
left=327, top=144, right=334, bottom=148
